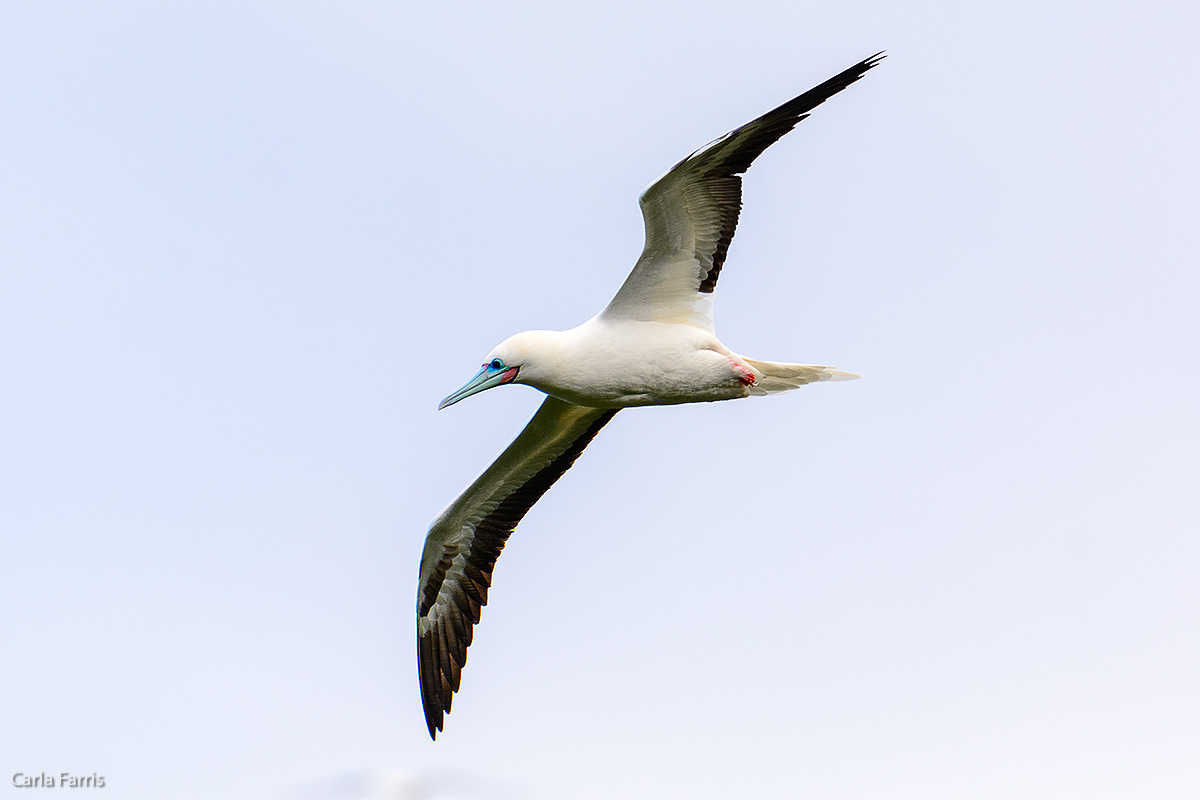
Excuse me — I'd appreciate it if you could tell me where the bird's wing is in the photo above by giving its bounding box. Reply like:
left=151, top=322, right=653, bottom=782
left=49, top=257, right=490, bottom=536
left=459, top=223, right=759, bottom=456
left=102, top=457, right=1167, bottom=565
left=601, top=53, right=884, bottom=329
left=416, top=396, right=618, bottom=738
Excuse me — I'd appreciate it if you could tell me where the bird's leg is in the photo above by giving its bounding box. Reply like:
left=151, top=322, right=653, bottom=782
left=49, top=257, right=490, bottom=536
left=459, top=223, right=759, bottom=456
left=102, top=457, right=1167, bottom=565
left=728, top=358, right=757, bottom=386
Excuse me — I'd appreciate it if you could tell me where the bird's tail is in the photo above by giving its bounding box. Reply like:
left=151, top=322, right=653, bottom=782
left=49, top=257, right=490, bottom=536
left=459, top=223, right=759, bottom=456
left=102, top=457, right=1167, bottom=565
left=741, top=357, right=859, bottom=395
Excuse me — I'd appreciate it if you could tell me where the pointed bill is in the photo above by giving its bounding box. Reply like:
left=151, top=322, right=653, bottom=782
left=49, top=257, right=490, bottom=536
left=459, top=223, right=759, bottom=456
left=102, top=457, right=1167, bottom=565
left=439, top=365, right=520, bottom=410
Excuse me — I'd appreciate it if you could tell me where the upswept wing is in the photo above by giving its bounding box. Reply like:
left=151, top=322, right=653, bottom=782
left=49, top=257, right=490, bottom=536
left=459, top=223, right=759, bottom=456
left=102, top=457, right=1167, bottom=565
left=416, top=396, right=618, bottom=738
left=601, top=53, right=884, bottom=328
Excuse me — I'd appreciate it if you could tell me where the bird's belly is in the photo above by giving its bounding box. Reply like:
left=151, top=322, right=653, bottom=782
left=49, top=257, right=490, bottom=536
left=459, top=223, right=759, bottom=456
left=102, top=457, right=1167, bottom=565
left=539, top=348, right=751, bottom=408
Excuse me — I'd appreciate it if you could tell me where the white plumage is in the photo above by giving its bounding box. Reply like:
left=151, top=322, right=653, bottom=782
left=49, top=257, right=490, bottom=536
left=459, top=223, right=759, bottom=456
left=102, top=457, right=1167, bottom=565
left=416, top=53, right=883, bottom=738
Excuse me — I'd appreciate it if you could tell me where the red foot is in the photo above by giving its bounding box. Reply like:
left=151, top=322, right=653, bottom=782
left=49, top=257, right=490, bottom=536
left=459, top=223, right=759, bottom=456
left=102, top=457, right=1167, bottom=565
left=731, top=360, right=757, bottom=386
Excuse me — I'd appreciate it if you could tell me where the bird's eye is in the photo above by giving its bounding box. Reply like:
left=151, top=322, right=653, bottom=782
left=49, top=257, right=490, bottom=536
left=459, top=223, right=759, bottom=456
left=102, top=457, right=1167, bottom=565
left=489, top=359, right=504, bottom=371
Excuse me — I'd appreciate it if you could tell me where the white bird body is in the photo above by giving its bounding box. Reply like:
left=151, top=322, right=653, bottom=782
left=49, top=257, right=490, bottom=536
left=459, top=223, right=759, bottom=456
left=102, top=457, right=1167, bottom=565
left=492, top=319, right=855, bottom=408
left=415, top=53, right=883, bottom=738
left=490, top=320, right=751, bottom=407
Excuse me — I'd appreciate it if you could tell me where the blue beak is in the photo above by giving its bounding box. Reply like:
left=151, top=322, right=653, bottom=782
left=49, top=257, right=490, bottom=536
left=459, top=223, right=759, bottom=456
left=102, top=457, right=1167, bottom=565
left=438, top=364, right=520, bottom=410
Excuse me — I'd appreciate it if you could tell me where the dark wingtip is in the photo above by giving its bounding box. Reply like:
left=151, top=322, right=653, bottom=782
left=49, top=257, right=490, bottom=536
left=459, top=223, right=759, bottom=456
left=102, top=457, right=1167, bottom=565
left=813, top=50, right=887, bottom=101
left=850, top=52, right=887, bottom=74
left=421, top=684, right=446, bottom=740
left=418, top=629, right=448, bottom=740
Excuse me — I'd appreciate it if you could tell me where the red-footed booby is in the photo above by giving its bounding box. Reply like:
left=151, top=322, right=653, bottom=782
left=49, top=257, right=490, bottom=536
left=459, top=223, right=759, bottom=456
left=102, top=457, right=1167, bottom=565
left=417, top=53, right=883, bottom=738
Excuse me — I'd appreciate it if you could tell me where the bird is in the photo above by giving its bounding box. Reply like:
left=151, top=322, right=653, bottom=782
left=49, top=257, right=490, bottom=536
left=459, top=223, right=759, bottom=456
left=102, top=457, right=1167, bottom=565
left=416, top=53, right=883, bottom=738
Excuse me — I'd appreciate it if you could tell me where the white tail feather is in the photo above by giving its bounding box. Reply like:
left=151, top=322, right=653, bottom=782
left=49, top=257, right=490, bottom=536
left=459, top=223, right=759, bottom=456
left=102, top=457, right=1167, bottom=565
left=741, top=357, right=859, bottom=396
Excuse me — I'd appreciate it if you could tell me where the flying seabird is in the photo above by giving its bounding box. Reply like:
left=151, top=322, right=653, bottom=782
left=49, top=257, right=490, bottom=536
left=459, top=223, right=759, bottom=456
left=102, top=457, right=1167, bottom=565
left=416, top=53, right=884, bottom=738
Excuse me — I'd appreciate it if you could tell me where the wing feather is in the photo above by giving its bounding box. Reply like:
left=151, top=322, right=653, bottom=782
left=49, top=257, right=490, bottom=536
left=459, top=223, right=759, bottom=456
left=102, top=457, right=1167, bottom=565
left=601, top=53, right=884, bottom=327
left=416, top=396, right=618, bottom=738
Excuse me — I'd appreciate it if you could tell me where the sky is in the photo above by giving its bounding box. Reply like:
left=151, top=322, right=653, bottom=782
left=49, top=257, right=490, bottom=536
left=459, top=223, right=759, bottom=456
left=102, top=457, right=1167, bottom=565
left=2, top=1, right=1198, bottom=799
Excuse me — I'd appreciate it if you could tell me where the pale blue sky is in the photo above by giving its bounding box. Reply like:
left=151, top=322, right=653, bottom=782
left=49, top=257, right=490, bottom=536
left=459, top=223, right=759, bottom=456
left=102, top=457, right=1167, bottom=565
left=3, top=2, right=1198, bottom=799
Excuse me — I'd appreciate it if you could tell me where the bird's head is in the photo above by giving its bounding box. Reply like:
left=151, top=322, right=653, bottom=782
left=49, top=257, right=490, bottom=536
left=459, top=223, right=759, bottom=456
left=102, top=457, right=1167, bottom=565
left=438, top=331, right=556, bottom=410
